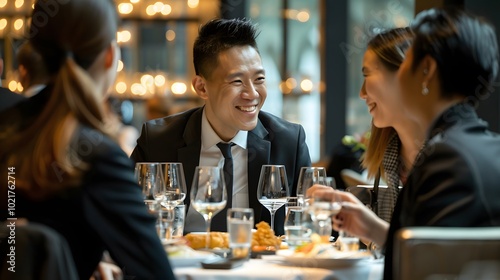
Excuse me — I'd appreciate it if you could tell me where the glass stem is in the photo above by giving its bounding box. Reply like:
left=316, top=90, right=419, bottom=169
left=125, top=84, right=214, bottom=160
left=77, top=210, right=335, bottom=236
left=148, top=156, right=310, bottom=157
left=205, top=216, right=212, bottom=249
left=270, top=211, right=276, bottom=231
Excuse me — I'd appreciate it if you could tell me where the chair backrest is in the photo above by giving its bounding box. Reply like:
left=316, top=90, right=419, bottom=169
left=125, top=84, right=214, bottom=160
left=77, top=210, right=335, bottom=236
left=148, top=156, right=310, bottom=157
left=0, top=222, right=78, bottom=280
left=393, top=227, right=500, bottom=280
left=340, top=169, right=370, bottom=188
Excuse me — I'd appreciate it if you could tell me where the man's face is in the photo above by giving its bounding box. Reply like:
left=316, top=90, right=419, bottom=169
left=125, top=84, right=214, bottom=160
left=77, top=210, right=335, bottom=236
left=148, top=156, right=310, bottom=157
left=194, top=45, right=267, bottom=141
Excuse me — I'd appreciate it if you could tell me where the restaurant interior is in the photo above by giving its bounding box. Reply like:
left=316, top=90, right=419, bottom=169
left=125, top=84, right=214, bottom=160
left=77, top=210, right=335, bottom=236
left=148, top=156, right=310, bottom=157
left=0, top=0, right=499, bottom=164
left=1, top=1, right=500, bottom=279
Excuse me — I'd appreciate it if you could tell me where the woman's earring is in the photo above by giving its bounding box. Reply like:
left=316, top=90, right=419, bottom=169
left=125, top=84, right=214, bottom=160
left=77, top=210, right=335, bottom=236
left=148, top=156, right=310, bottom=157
left=422, top=83, right=429, bottom=95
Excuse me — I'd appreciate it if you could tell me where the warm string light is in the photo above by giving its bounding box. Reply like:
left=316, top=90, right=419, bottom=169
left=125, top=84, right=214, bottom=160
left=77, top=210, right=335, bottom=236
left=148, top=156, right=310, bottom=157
left=280, top=77, right=315, bottom=94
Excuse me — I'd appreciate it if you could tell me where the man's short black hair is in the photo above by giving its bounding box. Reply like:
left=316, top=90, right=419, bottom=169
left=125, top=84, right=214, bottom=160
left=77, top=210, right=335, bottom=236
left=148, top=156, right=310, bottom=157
left=193, top=18, right=259, bottom=78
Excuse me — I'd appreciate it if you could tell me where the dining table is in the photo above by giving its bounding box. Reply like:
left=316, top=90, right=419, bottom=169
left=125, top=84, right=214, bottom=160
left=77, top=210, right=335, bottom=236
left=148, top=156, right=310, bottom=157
left=173, top=256, right=384, bottom=280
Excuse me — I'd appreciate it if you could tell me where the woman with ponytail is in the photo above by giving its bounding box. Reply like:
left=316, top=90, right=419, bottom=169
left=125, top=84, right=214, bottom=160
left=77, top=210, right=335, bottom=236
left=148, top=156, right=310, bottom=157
left=0, top=0, right=175, bottom=279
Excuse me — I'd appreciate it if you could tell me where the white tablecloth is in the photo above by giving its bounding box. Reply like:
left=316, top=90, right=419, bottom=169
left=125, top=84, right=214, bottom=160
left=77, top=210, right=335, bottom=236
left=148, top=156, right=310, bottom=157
left=174, top=257, right=384, bottom=280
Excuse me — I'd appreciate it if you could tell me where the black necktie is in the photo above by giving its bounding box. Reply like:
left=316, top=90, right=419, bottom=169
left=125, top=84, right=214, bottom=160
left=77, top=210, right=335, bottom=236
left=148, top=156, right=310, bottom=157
left=212, top=142, right=234, bottom=231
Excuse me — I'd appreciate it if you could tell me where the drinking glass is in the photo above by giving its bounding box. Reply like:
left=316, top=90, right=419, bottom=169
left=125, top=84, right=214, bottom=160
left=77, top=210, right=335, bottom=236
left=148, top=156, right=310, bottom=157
left=284, top=198, right=312, bottom=247
left=307, top=193, right=341, bottom=239
left=297, top=167, right=327, bottom=206
left=135, top=162, right=172, bottom=241
left=257, top=165, right=290, bottom=231
left=159, top=162, right=187, bottom=208
left=190, top=166, right=227, bottom=249
left=135, top=162, right=165, bottom=211
left=227, top=208, right=254, bottom=259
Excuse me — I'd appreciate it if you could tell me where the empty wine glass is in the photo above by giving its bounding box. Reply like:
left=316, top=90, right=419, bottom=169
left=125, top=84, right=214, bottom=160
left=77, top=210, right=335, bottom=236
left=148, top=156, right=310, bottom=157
left=257, top=165, right=290, bottom=232
left=135, top=162, right=172, bottom=241
left=297, top=167, right=327, bottom=206
left=135, top=162, right=165, bottom=211
left=159, top=162, right=187, bottom=240
left=190, top=166, right=227, bottom=249
left=159, top=162, right=187, bottom=208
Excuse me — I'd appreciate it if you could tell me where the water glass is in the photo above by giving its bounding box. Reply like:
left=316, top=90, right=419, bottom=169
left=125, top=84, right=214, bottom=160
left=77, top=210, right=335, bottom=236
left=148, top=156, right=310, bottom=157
left=284, top=205, right=311, bottom=247
left=171, top=204, right=186, bottom=239
left=156, top=206, right=174, bottom=242
left=338, top=231, right=360, bottom=251
left=227, top=208, right=254, bottom=259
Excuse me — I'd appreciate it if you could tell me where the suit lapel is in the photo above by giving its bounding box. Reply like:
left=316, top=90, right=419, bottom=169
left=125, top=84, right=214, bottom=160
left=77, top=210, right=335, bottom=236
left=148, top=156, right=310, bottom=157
left=248, top=121, right=270, bottom=222
left=178, top=108, right=203, bottom=209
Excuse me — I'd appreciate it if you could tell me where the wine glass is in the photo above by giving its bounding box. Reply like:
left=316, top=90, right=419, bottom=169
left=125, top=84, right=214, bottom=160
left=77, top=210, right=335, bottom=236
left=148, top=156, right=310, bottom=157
left=135, top=162, right=171, bottom=241
left=190, top=166, right=227, bottom=249
left=257, top=165, right=290, bottom=232
left=159, top=162, right=187, bottom=208
left=297, top=167, right=327, bottom=206
left=159, top=162, right=187, bottom=239
left=135, top=162, right=165, bottom=211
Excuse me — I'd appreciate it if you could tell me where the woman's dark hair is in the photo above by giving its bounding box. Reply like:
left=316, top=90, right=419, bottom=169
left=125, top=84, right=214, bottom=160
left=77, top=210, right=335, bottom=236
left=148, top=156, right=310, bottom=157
left=410, top=8, right=499, bottom=99
left=193, top=18, right=259, bottom=78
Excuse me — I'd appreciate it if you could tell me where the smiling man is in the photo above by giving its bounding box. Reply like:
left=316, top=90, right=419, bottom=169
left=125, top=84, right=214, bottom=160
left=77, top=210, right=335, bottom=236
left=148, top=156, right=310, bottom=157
left=131, top=18, right=311, bottom=234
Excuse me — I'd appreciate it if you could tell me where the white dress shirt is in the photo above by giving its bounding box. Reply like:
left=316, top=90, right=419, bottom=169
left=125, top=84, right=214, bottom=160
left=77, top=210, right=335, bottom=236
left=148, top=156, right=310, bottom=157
left=184, top=109, right=249, bottom=232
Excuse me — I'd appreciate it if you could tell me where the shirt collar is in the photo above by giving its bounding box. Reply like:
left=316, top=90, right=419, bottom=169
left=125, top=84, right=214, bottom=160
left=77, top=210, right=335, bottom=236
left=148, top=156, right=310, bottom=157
left=201, top=108, right=248, bottom=150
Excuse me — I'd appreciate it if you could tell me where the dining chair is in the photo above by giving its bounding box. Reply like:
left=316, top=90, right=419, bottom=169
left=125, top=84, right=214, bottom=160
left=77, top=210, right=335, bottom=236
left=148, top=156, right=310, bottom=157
left=393, top=227, right=500, bottom=280
left=340, top=169, right=370, bottom=188
left=0, top=222, right=78, bottom=280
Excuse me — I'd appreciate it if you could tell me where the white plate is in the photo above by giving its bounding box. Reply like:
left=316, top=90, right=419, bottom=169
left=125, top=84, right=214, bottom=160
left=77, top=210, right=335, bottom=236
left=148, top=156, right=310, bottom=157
left=162, top=238, right=183, bottom=246
left=168, top=250, right=218, bottom=267
left=276, top=250, right=372, bottom=268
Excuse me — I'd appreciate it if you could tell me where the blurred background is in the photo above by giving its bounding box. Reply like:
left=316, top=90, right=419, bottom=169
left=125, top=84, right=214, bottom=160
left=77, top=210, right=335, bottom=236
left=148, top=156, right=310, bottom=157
left=0, top=0, right=498, bottom=164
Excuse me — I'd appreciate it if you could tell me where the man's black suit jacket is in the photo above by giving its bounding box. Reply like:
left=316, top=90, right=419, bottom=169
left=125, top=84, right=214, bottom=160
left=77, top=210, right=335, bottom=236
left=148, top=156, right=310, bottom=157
left=131, top=107, right=312, bottom=235
left=0, top=87, right=25, bottom=112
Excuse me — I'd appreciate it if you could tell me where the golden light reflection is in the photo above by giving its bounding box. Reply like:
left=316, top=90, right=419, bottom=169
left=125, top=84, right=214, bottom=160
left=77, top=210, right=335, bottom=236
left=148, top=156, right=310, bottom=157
left=13, top=19, right=23, bottom=30
left=279, top=82, right=292, bottom=94
left=146, top=5, right=155, bottom=16
left=117, top=60, right=124, bottom=72
left=160, top=4, right=171, bottom=15
left=154, top=2, right=163, bottom=12
left=187, top=0, right=199, bottom=9
left=140, top=74, right=154, bottom=87
left=131, top=83, right=146, bottom=96
left=117, top=30, right=131, bottom=43
left=17, top=82, right=23, bottom=92
left=154, top=75, right=166, bottom=87
left=165, top=30, right=175, bottom=41
left=130, top=0, right=140, bottom=3
left=15, top=0, right=24, bottom=9
left=300, top=79, right=313, bottom=92
left=285, top=77, right=297, bottom=89
left=0, top=19, right=7, bottom=30
left=0, top=0, right=7, bottom=8
left=118, top=3, right=133, bottom=15
left=297, top=11, right=310, bottom=22
left=116, top=82, right=127, bottom=94
left=171, top=82, right=187, bottom=95
left=8, top=81, right=18, bottom=92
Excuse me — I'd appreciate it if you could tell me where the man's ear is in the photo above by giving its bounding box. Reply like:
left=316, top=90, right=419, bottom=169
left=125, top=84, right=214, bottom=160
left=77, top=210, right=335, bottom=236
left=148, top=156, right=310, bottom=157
left=192, top=75, right=208, bottom=99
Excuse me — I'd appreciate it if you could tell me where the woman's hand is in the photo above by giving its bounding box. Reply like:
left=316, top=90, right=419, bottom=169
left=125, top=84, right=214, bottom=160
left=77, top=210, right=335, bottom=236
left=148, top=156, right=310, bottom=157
left=306, top=184, right=389, bottom=247
left=90, top=261, right=122, bottom=280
